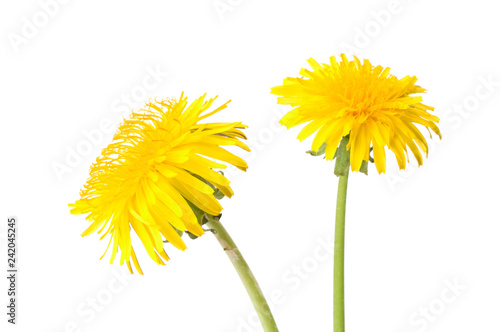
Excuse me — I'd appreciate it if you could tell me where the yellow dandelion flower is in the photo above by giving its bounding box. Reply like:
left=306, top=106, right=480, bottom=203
left=69, top=93, right=249, bottom=274
left=271, top=54, right=442, bottom=174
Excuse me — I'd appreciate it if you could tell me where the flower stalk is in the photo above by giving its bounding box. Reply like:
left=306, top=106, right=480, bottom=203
left=271, top=53, right=443, bottom=332
left=334, top=171, right=348, bottom=332
left=334, top=135, right=350, bottom=332
left=205, top=216, right=279, bottom=332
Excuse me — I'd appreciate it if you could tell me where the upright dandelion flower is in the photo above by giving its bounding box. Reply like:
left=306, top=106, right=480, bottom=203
left=271, top=54, right=442, bottom=332
left=272, top=53, right=441, bottom=174
left=70, top=93, right=279, bottom=332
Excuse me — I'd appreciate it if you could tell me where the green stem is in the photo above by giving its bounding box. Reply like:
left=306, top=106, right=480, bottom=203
left=206, top=217, right=279, bottom=332
left=334, top=172, right=349, bottom=332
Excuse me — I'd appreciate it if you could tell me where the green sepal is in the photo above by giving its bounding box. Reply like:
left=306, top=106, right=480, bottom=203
left=186, top=231, right=200, bottom=239
left=213, top=188, right=225, bottom=200
left=306, top=142, right=327, bottom=157
left=186, top=200, right=208, bottom=225
left=359, top=147, right=374, bottom=174
left=359, top=160, right=368, bottom=175
left=183, top=174, right=224, bottom=240
left=334, top=136, right=351, bottom=177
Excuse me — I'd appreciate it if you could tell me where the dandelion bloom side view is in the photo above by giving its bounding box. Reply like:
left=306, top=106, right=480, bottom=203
left=271, top=54, right=441, bottom=332
left=271, top=53, right=441, bottom=173
left=69, top=93, right=279, bottom=332
left=69, top=94, right=249, bottom=275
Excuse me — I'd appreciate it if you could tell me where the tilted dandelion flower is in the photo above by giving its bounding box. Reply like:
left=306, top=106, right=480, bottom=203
left=69, top=94, right=249, bottom=274
left=271, top=54, right=442, bottom=173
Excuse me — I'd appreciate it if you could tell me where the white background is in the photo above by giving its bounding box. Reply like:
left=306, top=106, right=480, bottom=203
left=1, top=0, right=500, bottom=331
